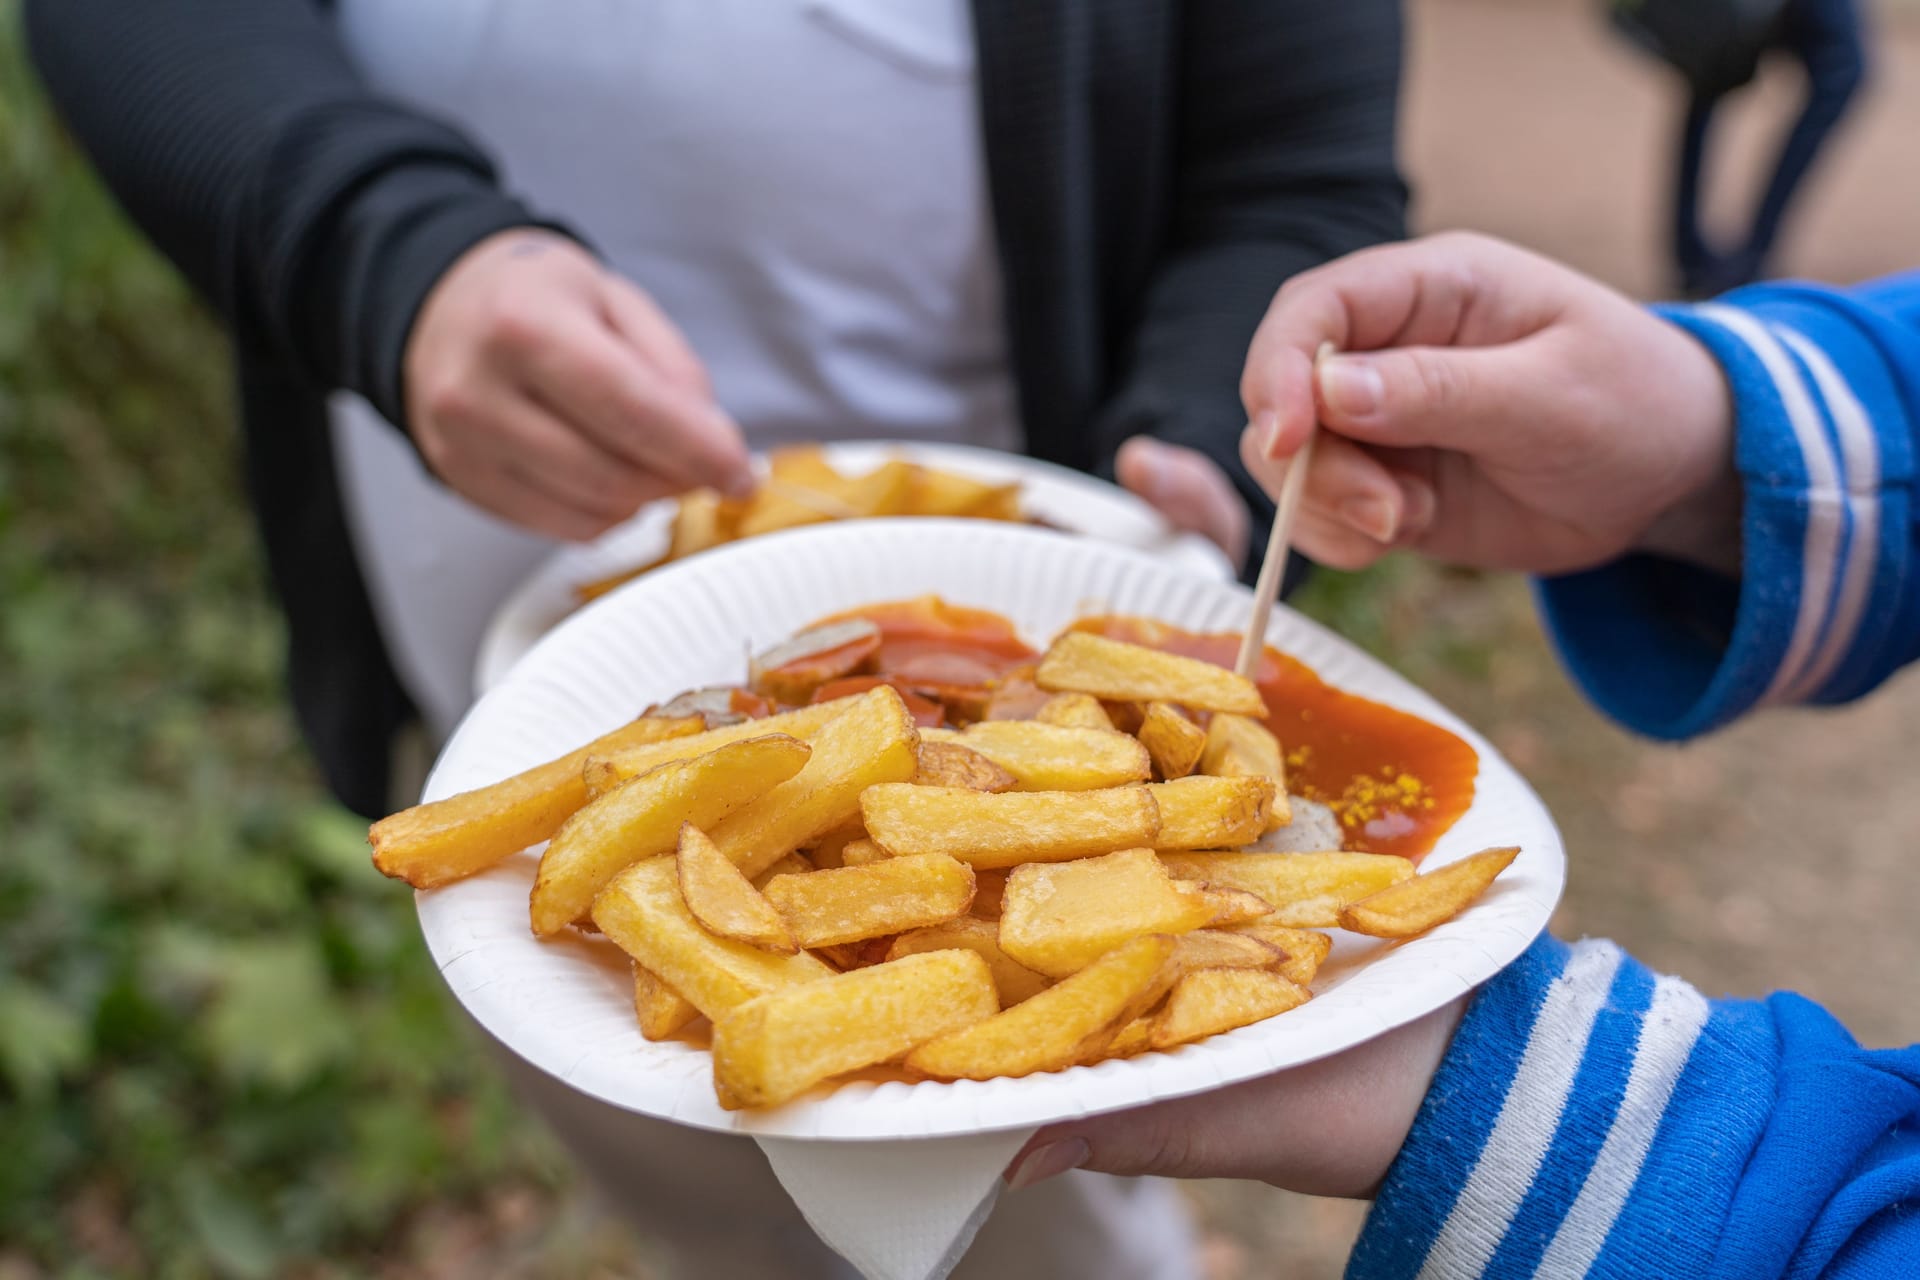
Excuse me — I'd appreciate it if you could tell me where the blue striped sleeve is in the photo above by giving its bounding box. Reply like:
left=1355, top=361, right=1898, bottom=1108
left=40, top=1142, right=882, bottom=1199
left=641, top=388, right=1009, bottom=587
left=1534, top=274, right=1920, bottom=739
left=1348, top=935, right=1920, bottom=1279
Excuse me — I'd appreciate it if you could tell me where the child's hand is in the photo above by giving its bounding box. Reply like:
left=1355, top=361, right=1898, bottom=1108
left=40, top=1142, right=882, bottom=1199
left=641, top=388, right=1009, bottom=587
left=1238, top=233, right=1740, bottom=575
left=1004, top=998, right=1464, bottom=1197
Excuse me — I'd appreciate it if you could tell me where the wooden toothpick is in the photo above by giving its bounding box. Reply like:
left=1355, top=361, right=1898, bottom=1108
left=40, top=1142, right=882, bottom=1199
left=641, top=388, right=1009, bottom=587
left=1234, top=341, right=1334, bottom=678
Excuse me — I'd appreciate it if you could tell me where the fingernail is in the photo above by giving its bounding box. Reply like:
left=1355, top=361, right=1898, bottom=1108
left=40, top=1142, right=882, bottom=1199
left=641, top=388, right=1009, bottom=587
left=1398, top=475, right=1437, bottom=538
left=1319, top=357, right=1384, bottom=419
left=1004, top=1138, right=1090, bottom=1191
left=1339, top=493, right=1399, bottom=543
left=1251, top=409, right=1282, bottom=458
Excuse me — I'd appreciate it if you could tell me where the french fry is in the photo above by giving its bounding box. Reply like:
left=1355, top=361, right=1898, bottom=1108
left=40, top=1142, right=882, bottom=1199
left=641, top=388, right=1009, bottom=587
left=634, top=966, right=701, bottom=1041
left=970, top=869, right=1009, bottom=919
left=1338, top=846, right=1520, bottom=938
left=1151, top=776, right=1275, bottom=850
left=677, top=825, right=796, bottom=954
left=999, top=848, right=1215, bottom=978
left=906, top=934, right=1179, bottom=1080
left=1199, top=713, right=1291, bottom=830
left=805, top=818, right=866, bottom=870
left=927, top=721, right=1151, bottom=791
left=839, top=838, right=891, bottom=868
left=1036, top=632, right=1267, bottom=716
left=914, top=740, right=1017, bottom=793
left=1198, top=885, right=1276, bottom=927
left=752, top=852, right=814, bottom=888
left=584, top=697, right=860, bottom=796
left=712, top=950, right=999, bottom=1109
left=1104, top=1015, right=1157, bottom=1059
left=861, top=784, right=1160, bottom=869
left=886, top=918, right=1052, bottom=1006
left=1033, top=692, right=1115, bottom=731
left=1138, top=702, right=1207, bottom=780
left=749, top=619, right=882, bottom=705
left=668, top=488, right=733, bottom=560
left=527, top=734, right=812, bottom=937
left=709, top=687, right=921, bottom=878
left=1149, top=968, right=1310, bottom=1051
left=1161, top=851, right=1416, bottom=927
left=841, top=457, right=917, bottom=517
left=1169, top=929, right=1286, bottom=973
left=370, top=714, right=706, bottom=890
left=591, top=857, right=832, bottom=1020
left=907, top=467, right=1022, bottom=519
left=762, top=853, right=975, bottom=948
left=1229, top=922, right=1334, bottom=986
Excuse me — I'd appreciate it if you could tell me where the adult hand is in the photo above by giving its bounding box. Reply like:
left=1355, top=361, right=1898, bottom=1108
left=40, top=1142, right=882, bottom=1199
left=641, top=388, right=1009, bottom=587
left=1005, top=997, right=1465, bottom=1197
left=1237, top=232, right=1741, bottom=576
left=404, top=229, right=754, bottom=541
left=1117, top=436, right=1252, bottom=568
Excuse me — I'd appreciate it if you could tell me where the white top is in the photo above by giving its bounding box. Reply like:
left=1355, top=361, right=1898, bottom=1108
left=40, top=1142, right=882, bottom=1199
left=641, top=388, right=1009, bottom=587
left=330, top=0, right=1019, bottom=738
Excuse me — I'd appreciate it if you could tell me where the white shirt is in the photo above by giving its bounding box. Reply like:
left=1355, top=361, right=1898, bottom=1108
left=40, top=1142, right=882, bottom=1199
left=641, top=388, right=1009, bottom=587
left=330, top=0, right=1019, bottom=737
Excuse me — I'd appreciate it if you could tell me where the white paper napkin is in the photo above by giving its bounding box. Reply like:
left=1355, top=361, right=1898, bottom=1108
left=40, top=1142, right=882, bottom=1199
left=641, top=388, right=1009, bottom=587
left=755, top=1128, right=1037, bottom=1280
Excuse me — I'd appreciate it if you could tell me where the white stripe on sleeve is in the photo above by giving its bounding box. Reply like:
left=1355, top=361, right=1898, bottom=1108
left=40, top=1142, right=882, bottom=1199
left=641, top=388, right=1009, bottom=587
left=1531, top=975, right=1712, bottom=1278
left=1414, top=942, right=1625, bottom=1280
left=1693, top=305, right=1845, bottom=708
left=1772, top=325, right=1882, bottom=703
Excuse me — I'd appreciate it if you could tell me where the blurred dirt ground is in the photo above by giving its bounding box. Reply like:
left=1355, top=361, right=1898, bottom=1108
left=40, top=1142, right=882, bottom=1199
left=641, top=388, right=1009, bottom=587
left=1181, top=1, right=1920, bottom=1274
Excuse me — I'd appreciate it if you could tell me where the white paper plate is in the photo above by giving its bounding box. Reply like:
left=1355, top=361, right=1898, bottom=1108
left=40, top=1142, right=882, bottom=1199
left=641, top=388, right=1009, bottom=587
left=420, top=520, right=1564, bottom=1141
left=473, top=440, right=1236, bottom=693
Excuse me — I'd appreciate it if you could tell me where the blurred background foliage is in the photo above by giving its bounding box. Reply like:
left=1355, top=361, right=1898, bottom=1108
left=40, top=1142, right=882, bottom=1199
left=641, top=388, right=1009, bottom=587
left=6, top=1, right=1920, bottom=1276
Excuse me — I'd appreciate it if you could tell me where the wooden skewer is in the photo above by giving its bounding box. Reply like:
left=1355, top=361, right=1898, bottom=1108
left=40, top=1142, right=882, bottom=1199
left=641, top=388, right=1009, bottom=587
left=1235, top=341, right=1335, bottom=678
left=760, top=478, right=860, bottom=520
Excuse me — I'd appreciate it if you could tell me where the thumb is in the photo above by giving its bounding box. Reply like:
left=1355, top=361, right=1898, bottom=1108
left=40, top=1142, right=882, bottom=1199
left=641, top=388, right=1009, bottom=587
left=1315, top=344, right=1533, bottom=452
left=1116, top=436, right=1251, bottom=566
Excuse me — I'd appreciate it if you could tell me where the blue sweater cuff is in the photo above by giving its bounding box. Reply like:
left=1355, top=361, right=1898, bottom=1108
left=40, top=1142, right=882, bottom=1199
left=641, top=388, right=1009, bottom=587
left=1536, top=288, right=1918, bottom=738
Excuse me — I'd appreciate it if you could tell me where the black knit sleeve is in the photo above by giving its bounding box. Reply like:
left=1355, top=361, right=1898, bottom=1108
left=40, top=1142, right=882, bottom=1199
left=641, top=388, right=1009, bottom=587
left=21, top=0, right=571, bottom=430
left=1089, top=0, right=1408, bottom=575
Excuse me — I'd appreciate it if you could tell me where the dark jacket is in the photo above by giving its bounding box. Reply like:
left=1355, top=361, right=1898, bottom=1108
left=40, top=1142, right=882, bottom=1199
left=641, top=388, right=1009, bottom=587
left=24, top=0, right=1407, bottom=818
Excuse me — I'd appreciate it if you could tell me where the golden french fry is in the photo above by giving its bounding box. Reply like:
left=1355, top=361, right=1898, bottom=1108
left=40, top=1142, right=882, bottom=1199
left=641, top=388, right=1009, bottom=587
left=906, top=934, right=1179, bottom=1080
left=861, top=784, right=1160, bottom=870
left=634, top=966, right=701, bottom=1041
left=805, top=819, right=865, bottom=870
left=839, top=838, right=892, bottom=868
left=1169, top=929, right=1286, bottom=973
left=1103, top=1015, right=1157, bottom=1059
left=709, top=687, right=921, bottom=878
left=584, top=697, right=860, bottom=796
left=528, top=735, right=812, bottom=936
left=767, top=445, right=841, bottom=487
left=749, top=619, right=882, bottom=704
left=1229, top=922, right=1334, bottom=986
left=906, top=467, right=1022, bottom=519
left=762, top=853, right=975, bottom=947
left=677, top=825, right=797, bottom=954
left=752, top=852, right=814, bottom=888
left=1151, top=776, right=1275, bottom=850
left=1338, top=846, right=1520, bottom=938
left=1036, top=632, right=1267, bottom=716
left=713, top=949, right=999, bottom=1109
left=1197, top=885, right=1275, bottom=927
left=998, top=848, right=1215, bottom=978
left=1138, top=702, right=1207, bottom=780
left=371, top=714, right=706, bottom=890
left=591, top=857, right=832, bottom=1020
left=927, top=721, right=1151, bottom=791
left=1149, top=968, right=1310, bottom=1051
left=1033, top=692, right=1116, bottom=731
left=970, top=868, right=1009, bottom=919
left=1199, top=713, right=1291, bottom=830
left=966, top=485, right=1025, bottom=522
left=914, top=740, right=1018, bottom=793
left=841, top=457, right=917, bottom=517
left=1162, top=851, right=1415, bottom=927
left=886, top=918, right=1051, bottom=1006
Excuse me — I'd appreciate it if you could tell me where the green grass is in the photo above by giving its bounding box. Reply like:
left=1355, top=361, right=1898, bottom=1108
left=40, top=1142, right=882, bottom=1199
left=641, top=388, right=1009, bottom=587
left=0, top=10, right=629, bottom=1276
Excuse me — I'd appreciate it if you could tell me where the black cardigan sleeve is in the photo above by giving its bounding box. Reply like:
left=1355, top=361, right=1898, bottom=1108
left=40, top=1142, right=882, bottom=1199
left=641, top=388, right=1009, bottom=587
left=1091, top=0, right=1408, bottom=571
left=21, top=0, right=567, bottom=430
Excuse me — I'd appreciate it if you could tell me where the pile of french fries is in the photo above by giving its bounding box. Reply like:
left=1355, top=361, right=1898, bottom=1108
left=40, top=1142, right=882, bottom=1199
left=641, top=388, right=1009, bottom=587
left=575, top=447, right=1028, bottom=603
left=372, top=618, right=1518, bottom=1111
